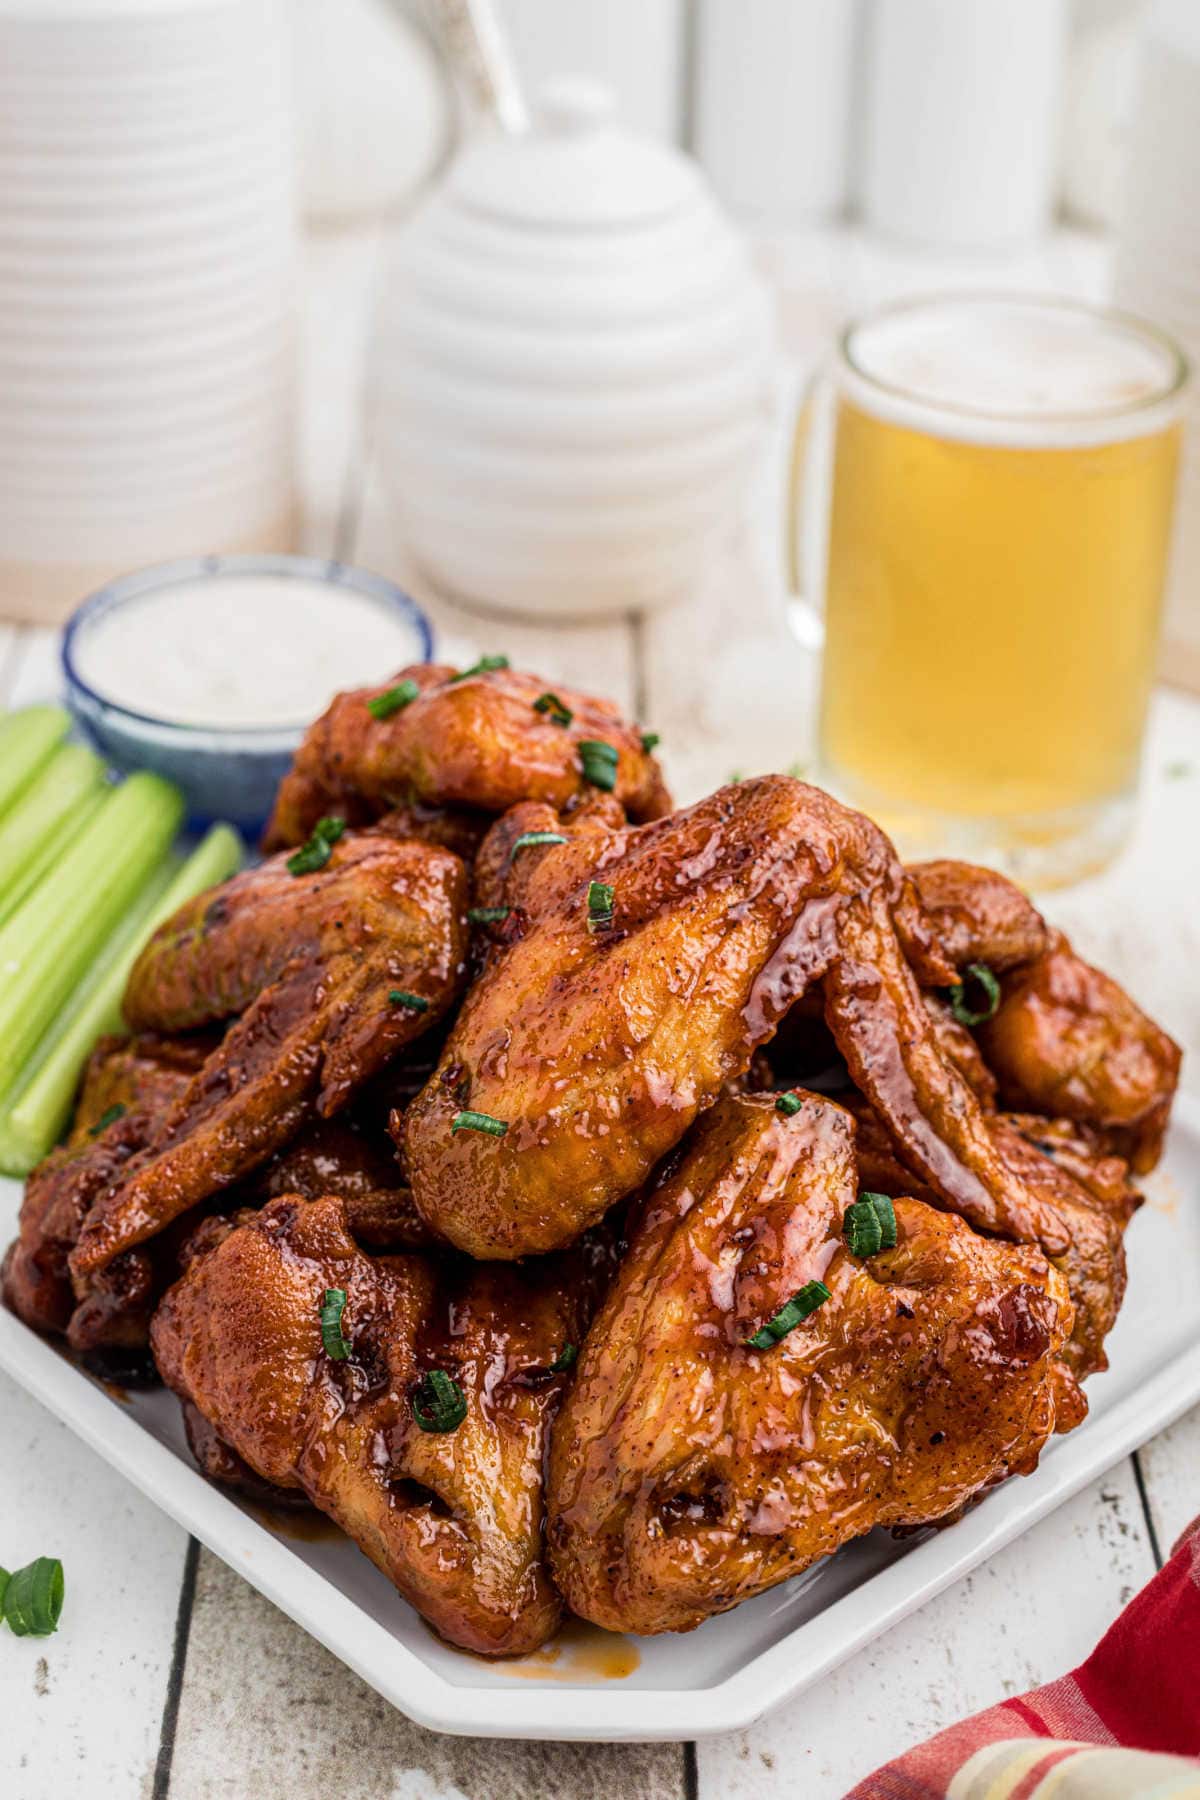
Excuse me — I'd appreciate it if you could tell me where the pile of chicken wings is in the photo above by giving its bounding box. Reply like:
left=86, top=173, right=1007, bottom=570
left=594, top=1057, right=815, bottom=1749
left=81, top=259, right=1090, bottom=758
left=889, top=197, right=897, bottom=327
left=2, top=662, right=1181, bottom=1655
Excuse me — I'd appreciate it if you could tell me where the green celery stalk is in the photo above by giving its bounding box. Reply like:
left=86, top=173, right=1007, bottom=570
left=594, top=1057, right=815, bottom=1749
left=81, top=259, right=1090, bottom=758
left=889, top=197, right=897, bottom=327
left=0, top=742, right=106, bottom=907
left=0, top=706, right=70, bottom=820
left=0, top=790, right=105, bottom=932
left=0, top=771, right=184, bottom=1098
left=0, top=822, right=242, bottom=1175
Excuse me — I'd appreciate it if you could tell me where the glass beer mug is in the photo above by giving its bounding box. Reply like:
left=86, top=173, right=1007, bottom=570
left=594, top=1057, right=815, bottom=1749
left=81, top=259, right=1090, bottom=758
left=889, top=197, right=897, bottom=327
left=791, top=295, right=1187, bottom=886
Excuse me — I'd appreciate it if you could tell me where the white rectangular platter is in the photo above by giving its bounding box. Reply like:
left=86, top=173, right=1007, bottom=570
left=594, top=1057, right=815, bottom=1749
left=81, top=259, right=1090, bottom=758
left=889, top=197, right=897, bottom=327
left=2, top=1093, right=1198, bottom=1743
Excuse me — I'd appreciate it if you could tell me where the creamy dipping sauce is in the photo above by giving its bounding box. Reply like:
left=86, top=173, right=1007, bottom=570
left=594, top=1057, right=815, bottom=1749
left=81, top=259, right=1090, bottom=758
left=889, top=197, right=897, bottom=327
left=72, top=573, right=429, bottom=730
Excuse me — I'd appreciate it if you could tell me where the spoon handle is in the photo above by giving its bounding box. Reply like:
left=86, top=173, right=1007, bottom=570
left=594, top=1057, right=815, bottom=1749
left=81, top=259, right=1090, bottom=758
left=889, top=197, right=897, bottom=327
left=422, top=0, right=530, bottom=134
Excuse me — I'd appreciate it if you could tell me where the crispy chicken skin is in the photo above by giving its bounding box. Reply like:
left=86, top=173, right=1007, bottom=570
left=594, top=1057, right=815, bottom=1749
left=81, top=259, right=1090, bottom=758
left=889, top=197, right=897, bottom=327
left=548, top=1094, right=1075, bottom=1636
left=151, top=1193, right=597, bottom=1655
left=245, top=1113, right=437, bottom=1250
left=979, top=932, right=1181, bottom=1173
left=1, top=1032, right=212, bottom=1354
left=263, top=662, right=670, bottom=850
left=404, top=776, right=963, bottom=1260
left=70, top=833, right=468, bottom=1281
left=908, top=860, right=1050, bottom=973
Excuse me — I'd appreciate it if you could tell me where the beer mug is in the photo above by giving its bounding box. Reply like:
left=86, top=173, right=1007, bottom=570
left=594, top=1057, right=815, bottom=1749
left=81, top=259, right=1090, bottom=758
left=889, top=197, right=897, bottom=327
left=790, top=294, right=1187, bottom=886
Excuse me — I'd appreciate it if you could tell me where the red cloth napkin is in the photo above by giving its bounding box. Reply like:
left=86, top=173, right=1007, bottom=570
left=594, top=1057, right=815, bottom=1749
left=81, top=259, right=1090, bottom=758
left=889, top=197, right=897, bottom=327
left=848, top=1513, right=1200, bottom=1798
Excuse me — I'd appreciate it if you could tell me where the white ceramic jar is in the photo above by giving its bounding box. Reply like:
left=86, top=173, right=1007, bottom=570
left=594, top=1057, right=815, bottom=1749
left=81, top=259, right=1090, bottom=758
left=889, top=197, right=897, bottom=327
left=370, top=79, right=774, bottom=619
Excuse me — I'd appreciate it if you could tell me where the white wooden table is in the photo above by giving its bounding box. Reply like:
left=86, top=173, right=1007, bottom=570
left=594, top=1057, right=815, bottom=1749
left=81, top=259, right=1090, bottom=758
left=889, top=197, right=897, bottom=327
left=1, top=224, right=1198, bottom=1800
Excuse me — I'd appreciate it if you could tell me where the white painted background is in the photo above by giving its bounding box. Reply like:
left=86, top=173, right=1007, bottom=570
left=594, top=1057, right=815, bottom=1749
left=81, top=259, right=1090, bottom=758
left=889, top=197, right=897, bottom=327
left=0, top=222, right=1197, bottom=1800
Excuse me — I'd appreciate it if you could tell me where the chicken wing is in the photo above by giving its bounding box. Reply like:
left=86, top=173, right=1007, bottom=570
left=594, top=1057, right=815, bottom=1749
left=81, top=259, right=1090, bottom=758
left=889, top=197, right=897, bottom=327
left=151, top=1193, right=603, bottom=1655
left=70, top=832, right=468, bottom=1281
left=978, top=932, right=1181, bottom=1172
left=1, top=1032, right=213, bottom=1360
left=908, top=860, right=1050, bottom=973
left=264, top=662, right=670, bottom=849
left=403, top=776, right=1056, bottom=1261
left=547, top=1093, right=1075, bottom=1636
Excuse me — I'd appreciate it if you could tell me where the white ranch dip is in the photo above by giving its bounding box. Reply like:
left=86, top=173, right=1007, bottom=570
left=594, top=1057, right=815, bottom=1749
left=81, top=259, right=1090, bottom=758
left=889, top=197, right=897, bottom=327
left=72, top=572, right=428, bottom=730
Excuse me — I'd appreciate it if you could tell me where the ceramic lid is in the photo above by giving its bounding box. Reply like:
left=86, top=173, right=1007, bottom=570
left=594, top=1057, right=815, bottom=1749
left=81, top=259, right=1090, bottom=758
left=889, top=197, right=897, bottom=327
left=445, top=76, right=707, bottom=228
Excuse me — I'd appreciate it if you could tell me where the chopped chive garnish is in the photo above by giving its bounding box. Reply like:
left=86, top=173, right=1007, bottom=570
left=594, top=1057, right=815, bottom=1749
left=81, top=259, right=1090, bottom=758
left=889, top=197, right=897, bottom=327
left=467, top=906, right=511, bottom=925
left=546, top=1343, right=577, bottom=1373
left=946, top=962, right=1001, bottom=1028
left=2, top=1557, right=64, bottom=1637
left=388, top=990, right=429, bottom=1012
left=775, top=1092, right=802, bottom=1117
left=320, top=1287, right=351, bottom=1360
left=450, top=654, right=509, bottom=683
left=89, top=1102, right=126, bottom=1137
left=640, top=731, right=660, bottom=754
left=745, top=1280, right=831, bottom=1349
left=411, top=1368, right=468, bottom=1433
left=510, top=831, right=567, bottom=857
left=533, top=692, right=573, bottom=727
left=452, top=1110, right=508, bottom=1138
left=587, top=880, right=614, bottom=933
left=367, top=679, right=420, bottom=720
left=578, top=739, right=619, bottom=791
left=844, top=1192, right=898, bottom=1258
left=286, top=815, right=346, bottom=877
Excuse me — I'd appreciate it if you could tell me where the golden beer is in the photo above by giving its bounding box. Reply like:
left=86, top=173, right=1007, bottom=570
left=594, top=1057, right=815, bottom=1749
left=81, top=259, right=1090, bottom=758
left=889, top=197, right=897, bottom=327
left=814, top=297, right=1186, bottom=883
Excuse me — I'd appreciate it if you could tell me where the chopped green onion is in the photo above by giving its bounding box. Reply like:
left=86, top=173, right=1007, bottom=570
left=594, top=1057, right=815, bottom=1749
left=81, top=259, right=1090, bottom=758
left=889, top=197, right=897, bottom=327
left=745, top=1280, right=831, bottom=1349
left=533, top=692, right=573, bottom=727
left=510, top=831, right=567, bottom=857
left=0, top=706, right=70, bottom=822
left=451, top=1110, right=508, bottom=1138
left=0, top=823, right=242, bottom=1178
left=775, top=1092, right=803, bottom=1117
left=947, top=962, right=1001, bottom=1028
left=88, top=1103, right=126, bottom=1138
left=320, top=1288, right=350, bottom=1360
left=367, top=679, right=420, bottom=720
left=450, top=654, right=509, bottom=683
left=388, top=990, right=429, bottom=1012
left=587, top=880, right=614, bottom=932
left=411, top=1368, right=467, bottom=1433
left=844, top=1192, right=898, bottom=1258
left=546, top=1344, right=577, bottom=1373
left=286, top=815, right=346, bottom=877
left=467, top=906, right=511, bottom=925
left=578, top=739, right=619, bottom=792
left=2, top=1556, right=64, bottom=1637
left=640, top=732, right=660, bottom=754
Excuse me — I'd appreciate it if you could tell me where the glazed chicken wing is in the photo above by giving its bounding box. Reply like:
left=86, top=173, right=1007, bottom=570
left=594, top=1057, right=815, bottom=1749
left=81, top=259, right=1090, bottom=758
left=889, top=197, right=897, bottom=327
left=151, top=1193, right=602, bottom=1655
left=1, top=1031, right=213, bottom=1359
left=264, top=662, right=669, bottom=849
left=404, top=776, right=1060, bottom=1262
left=979, top=931, right=1181, bottom=1172
left=70, top=832, right=468, bottom=1281
left=547, top=1093, right=1075, bottom=1636
left=908, top=859, right=1050, bottom=973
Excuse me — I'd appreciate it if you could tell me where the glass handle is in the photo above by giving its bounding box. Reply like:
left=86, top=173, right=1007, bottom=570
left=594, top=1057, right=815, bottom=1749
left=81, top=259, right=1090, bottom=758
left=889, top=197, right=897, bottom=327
left=786, top=366, right=833, bottom=652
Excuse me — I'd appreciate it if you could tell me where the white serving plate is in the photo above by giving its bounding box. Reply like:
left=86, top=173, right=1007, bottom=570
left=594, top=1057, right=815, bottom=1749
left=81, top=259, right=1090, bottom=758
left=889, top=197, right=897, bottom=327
left=2, top=1094, right=1198, bottom=1743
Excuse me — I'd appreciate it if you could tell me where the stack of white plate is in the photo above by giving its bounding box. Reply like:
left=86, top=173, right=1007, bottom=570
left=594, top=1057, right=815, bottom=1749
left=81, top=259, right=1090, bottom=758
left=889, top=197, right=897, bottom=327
left=1114, top=0, right=1200, bottom=690
left=0, top=0, right=298, bottom=624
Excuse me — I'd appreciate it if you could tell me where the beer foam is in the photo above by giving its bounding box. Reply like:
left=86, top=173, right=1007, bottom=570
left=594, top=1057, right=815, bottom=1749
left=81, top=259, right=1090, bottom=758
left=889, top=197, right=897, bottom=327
left=840, top=297, right=1186, bottom=447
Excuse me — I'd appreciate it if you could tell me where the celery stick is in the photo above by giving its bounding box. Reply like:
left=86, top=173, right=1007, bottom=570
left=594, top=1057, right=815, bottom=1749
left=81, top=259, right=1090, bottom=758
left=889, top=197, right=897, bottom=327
left=0, top=790, right=105, bottom=933
left=0, top=771, right=184, bottom=1097
left=0, top=824, right=242, bottom=1174
left=0, top=706, right=70, bottom=820
left=0, top=743, right=105, bottom=906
